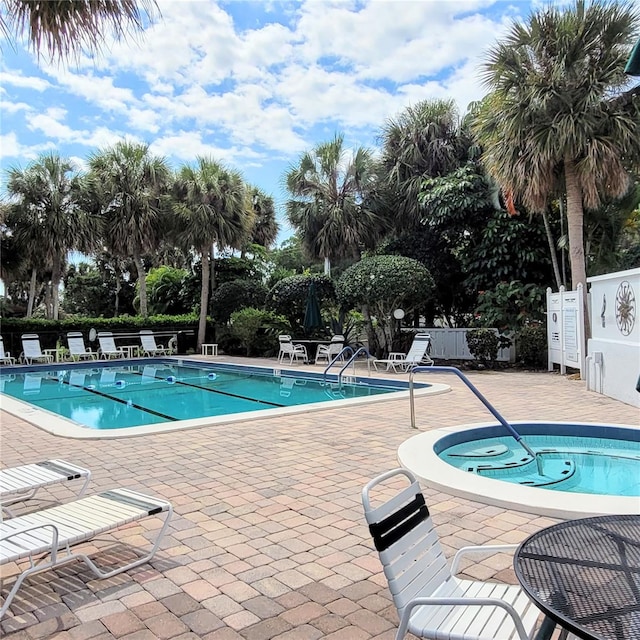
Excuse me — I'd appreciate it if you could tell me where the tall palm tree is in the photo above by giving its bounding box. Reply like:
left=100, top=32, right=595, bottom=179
left=173, top=157, right=251, bottom=348
left=88, top=140, right=171, bottom=318
left=473, top=0, right=640, bottom=336
left=380, top=99, right=470, bottom=226
left=5, top=153, right=97, bottom=319
left=0, top=0, right=158, bottom=60
left=285, top=133, right=382, bottom=275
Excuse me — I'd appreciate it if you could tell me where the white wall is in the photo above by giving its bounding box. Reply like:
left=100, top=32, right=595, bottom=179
left=586, top=268, right=640, bottom=408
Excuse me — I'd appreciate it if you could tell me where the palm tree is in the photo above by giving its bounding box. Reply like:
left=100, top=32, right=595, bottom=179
left=0, top=0, right=158, bottom=60
left=88, top=141, right=171, bottom=318
left=379, top=99, right=470, bottom=226
left=473, top=0, right=640, bottom=336
left=285, top=133, right=382, bottom=275
left=173, top=157, right=251, bottom=348
left=5, top=153, right=97, bottom=319
left=247, top=186, right=279, bottom=250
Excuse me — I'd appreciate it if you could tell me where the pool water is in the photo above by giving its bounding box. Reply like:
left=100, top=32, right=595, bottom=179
left=0, top=362, right=402, bottom=429
left=441, top=434, right=640, bottom=497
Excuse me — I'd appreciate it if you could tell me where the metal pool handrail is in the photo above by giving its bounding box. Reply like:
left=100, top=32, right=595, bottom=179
left=408, top=366, right=540, bottom=464
left=323, top=346, right=372, bottom=386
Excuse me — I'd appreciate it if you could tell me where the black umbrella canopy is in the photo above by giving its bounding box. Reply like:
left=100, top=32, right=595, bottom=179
left=625, top=37, right=640, bottom=76
left=303, top=282, right=323, bottom=333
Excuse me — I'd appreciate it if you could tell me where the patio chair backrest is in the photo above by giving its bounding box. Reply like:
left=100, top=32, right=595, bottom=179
left=21, top=334, right=45, bottom=359
left=97, top=332, right=119, bottom=354
left=278, top=335, right=292, bottom=343
left=328, top=335, right=345, bottom=358
left=67, top=332, right=89, bottom=357
left=0, top=337, right=10, bottom=360
left=405, top=333, right=431, bottom=364
left=140, top=330, right=160, bottom=352
left=362, top=468, right=451, bottom=620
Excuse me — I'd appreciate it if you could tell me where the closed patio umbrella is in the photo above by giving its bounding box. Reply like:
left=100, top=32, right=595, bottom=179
left=303, top=282, right=323, bottom=333
left=625, top=38, right=640, bottom=76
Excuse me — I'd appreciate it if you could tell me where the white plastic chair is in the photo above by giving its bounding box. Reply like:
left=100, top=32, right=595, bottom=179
left=97, top=332, right=125, bottom=359
left=139, top=330, right=171, bottom=357
left=362, top=468, right=540, bottom=640
left=0, top=337, right=16, bottom=365
left=20, top=334, right=54, bottom=364
left=67, top=332, right=98, bottom=361
left=315, top=335, right=345, bottom=364
left=373, top=333, right=433, bottom=372
left=0, top=488, right=172, bottom=619
left=277, top=335, right=308, bottom=364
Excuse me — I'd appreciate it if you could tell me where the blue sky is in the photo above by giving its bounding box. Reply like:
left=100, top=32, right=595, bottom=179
left=1, top=0, right=552, bottom=243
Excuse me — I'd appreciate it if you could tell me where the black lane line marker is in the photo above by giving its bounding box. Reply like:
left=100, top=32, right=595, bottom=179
left=130, top=370, right=286, bottom=408
left=62, top=379, right=177, bottom=421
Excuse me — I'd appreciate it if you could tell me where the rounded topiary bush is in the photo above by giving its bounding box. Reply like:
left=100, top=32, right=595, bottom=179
left=212, top=280, right=269, bottom=323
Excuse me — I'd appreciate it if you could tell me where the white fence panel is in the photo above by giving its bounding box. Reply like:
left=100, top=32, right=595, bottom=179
left=406, top=328, right=515, bottom=362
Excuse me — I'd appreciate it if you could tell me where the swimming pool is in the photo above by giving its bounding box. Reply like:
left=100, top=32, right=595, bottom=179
left=0, top=359, right=449, bottom=438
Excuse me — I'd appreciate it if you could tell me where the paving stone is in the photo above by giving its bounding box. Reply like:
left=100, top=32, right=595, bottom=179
left=143, top=612, right=189, bottom=639
left=180, top=609, right=224, bottom=635
left=242, top=617, right=293, bottom=640
left=100, top=611, right=145, bottom=638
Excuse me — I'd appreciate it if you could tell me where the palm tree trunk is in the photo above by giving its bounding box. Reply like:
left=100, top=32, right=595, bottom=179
left=133, top=253, right=148, bottom=317
left=542, top=208, right=562, bottom=290
left=564, top=156, right=591, bottom=340
left=51, top=259, right=61, bottom=320
left=114, top=274, right=121, bottom=317
left=198, top=249, right=210, bottom=349
left=26, top=267, right=37, bottom=318
left=324, top=256, right=331, bottom=276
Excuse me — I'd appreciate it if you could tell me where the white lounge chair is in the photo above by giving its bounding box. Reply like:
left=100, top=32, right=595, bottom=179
left=67, top=332, right=98, bottom=361
left=20, top=334, right=54, bottom=364
left=362, top=469, right=540, bottom=640
left=1, top=459, right=91, bottom=517
left=139, top=330, right=171, bottom=357
left=373, top=333, right=433, bottom=372
left=315, top=335, right=345, bottom=364
left=277, top=335, right=308, bottom=364
left=0, top=488, right=172, bottom=618
left=97, top=332, right=125, bottom=359
left=0, top=337, right=16, bottom=365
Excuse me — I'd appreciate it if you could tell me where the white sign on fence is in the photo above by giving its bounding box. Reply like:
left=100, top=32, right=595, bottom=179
left=546, top=284, right=585, bottom=377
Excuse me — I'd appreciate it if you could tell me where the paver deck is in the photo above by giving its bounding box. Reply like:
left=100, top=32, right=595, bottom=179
left=1, top=358, right=638, bottom=639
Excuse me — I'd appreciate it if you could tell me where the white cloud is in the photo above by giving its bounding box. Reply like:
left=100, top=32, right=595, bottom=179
left=0, top=100, right=33, bottom=115
left=0, top=132, right=54, bottom=160
left=0, top=71, right=51, bottom=91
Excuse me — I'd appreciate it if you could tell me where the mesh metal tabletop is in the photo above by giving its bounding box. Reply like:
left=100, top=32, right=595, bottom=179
left=515, top=515, right=640, bottom=640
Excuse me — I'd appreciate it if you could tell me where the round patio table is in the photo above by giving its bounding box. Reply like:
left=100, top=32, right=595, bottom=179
left=514, top=514, right=640, bottom=640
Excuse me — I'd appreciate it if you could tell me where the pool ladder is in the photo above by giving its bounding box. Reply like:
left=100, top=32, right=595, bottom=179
left=323, top=346, right=372, bottom=387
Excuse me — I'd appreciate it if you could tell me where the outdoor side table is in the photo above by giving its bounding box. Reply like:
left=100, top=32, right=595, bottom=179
left=201, top=343, right=218, bottom=356
left=514, top=514, right=640, bottom=640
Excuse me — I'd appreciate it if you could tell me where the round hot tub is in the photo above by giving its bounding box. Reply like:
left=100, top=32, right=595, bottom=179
left=398, top=421, right=640, bottom=518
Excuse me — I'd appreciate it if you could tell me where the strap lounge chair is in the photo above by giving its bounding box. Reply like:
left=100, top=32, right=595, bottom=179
left=0, top=337, right=16, bottom=365
left=0, top=488, right=172, bottom=618
left=1, top=459, right=91, bottom=517
left=362, top=469, right=540, bottom=640
left=315, top=335, right=345, bottom=364
left=97, top=332, right=126, bottom=359
left=20, top=334, right=54, bottom=365
left=373, top=333, right=433, bottom=373
left=139, top=330, right=171, bottom=357
left=277, top=335, right=308, bottom=364
left=67, top=332, right=98, bottom=361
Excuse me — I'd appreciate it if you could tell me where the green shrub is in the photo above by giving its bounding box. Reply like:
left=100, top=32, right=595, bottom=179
left=517, top=324, right=547, bottom=367
left=466, top=328, right=511, bottom=366
left=474, top=281, right=546, bottom=331
left=229, top=308, right=289, bottom=356
left=212, top=280, right=269, bottom=323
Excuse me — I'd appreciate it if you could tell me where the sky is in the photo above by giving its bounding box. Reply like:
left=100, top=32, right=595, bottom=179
left=1, top=0, right=567, bottom=244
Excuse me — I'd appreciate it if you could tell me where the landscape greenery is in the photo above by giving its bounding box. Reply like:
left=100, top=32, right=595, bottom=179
left=1, top=0, right=639, bottom=365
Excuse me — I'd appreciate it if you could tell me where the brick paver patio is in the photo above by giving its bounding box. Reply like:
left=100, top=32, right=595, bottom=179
left=1, top=358, right=638, bottom=639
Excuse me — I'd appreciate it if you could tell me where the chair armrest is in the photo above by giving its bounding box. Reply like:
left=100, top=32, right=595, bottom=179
left=450, top=543, right=518, bottom=575
left=397, top=595, right=530, bottom=640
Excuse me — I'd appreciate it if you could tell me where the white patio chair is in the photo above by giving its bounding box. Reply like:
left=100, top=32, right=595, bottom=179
left=0, top=337, right=16, bottom=365
left=97, top=332, right=126, bottom=359
left=1, top=459, right=91, bottom=517
left=373, top=333, right=433, bottom=372
left=20, top=334, right=54, bottom=364
left=362, top=468, right=540, bottom=640
left=139, top=330, right=171, bottom=357
left=315, top=335, right=345, bottom=364
left=277, top=335, right=308, bottom=364
left=67, top=332, right=98, bottom=361
left=0, top=488, right=172, bottom=618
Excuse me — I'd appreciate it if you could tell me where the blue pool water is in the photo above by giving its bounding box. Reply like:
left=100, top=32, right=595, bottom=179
left=439, top=430, right=640, bottom=497
left=0, top=361, right=410, bottom=429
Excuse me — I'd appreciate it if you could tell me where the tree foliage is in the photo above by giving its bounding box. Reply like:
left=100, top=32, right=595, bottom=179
left=212, top=280, right=269, bottom=324
left=268, top=274, right=335, bottom=330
